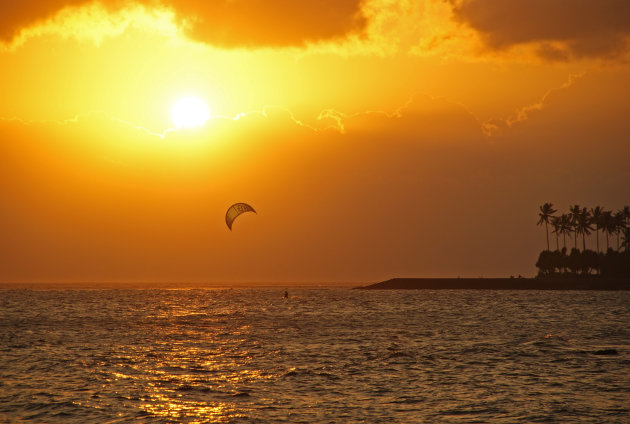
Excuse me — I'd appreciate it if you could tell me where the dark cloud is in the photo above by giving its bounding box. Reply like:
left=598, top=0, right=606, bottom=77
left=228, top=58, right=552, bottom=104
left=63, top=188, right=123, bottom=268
left=165, top=0, right=367, bottom=47
left=451, top=0, right=630, bottom=60
left=0, top=0, right=88, bottom=42
left=0, top=0, right=367, bottom=47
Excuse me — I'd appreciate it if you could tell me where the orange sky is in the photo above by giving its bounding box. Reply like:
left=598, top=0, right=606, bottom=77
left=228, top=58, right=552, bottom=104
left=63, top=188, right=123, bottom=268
left=1, top=0, right=629, bottom=283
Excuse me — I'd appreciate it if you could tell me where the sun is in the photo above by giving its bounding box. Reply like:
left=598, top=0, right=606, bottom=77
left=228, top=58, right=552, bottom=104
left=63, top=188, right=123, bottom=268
left=171, top=96, right=210, bottom=129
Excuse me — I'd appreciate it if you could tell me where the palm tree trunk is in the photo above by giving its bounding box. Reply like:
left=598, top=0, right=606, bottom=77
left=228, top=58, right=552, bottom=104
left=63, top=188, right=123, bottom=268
left=582, top=233, right=586, bottom=251
left=563, top=233, right=566, bottom=249
left=574, top=230, right=578, bottom=250
left=555, top=233, right=559, bottom=251
left=544, top=222, right=549, bottom=250
left=596, top=230, right=599, bottom=253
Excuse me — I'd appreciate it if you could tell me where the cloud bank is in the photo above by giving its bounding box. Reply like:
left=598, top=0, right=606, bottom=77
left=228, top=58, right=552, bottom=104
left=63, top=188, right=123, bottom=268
left=3, top=0, right=629, bottom=62
left=0, top=0, right=367, bottom=48
left=451, top=0, right=630, bottom=60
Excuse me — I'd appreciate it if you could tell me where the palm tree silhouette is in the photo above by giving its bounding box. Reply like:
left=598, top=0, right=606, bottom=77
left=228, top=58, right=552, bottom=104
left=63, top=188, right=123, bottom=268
left=590, top=206, right=605, bottom=253
left=613, top=211, right=625, bottom=251
left=550, top=216, right=561, bottom=251
left=558, top=214, right=572, bottom=250
left=576, top=207, right=593, bottom=251
left=622, top=227, right=630, bottom=252
left=569, top=204, right=581, bottom=250
left=537, top=203, right=557, bottom=251
left=601, top=210, right=614, bottom=251
left=622, top=206, right=630, bottom=227
left=622, top=206, right=630, bottom=251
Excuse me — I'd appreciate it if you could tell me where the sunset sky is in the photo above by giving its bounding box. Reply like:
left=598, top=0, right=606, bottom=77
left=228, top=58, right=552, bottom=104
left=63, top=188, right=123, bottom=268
left=1, top=0, right=629, bottom=283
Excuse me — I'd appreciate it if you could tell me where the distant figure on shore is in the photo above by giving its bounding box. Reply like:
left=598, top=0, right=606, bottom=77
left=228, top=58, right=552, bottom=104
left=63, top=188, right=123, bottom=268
left=284, top=290, right=289, bottom=299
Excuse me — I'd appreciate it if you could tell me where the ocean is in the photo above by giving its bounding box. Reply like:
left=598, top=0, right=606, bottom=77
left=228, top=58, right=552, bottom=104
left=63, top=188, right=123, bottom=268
left=1, top=288, right=628, bottom=423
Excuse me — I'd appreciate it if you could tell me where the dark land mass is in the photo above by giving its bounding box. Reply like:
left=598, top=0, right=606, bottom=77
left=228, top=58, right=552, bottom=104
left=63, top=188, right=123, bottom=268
left=357, top=278, right=630, bottom=290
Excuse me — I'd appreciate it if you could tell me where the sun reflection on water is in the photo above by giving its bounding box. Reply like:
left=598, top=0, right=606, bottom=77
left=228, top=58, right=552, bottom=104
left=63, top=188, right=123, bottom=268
left=85, top=295, right=277, bottom=423
left=139, top=394, right=242, bottom=422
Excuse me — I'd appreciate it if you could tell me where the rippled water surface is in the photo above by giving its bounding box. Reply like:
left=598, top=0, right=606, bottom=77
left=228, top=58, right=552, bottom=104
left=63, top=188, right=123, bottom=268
left=1, top=288, right=629, bottom=423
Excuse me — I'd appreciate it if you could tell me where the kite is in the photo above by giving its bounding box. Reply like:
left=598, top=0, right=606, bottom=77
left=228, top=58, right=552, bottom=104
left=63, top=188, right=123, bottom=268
left=225, top=203, right=256, bottom=230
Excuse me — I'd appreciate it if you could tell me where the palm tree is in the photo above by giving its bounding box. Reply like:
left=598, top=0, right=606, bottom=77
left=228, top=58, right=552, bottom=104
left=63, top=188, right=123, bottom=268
left=550, top=216, right=561, bottom=251
left=569, top=204, right=581, bottom=250
left=601, top=211, right=614, bottom=251
left=558, top=214, right=572, bottom=250
left=622, top=206, right=630, bottom=227
left=622, top=206, right=630, bottom=250
left=537, top=203, right=557, bottom=251
left=620, top=206, right=630, bottom=250
left=575, top=207, right=593, bottom=251
left=613, top=211, right=625, bottom=251
left=622, top=227, right=630, bottom=252
left=590, top=206, right=605, bottom=253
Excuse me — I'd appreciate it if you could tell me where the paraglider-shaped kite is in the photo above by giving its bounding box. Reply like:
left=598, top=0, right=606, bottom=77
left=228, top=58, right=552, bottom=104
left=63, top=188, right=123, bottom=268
left=225, top=203, right=256, bottom=230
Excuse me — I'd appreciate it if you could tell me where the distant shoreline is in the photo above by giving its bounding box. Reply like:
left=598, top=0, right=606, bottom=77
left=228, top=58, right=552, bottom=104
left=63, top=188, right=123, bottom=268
left=356, top=278, right=630, bottom=290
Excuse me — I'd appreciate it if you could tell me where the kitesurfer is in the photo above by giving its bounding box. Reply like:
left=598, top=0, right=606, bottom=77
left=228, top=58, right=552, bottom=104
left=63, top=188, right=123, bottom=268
left=225, top=203, right=256, bottom=230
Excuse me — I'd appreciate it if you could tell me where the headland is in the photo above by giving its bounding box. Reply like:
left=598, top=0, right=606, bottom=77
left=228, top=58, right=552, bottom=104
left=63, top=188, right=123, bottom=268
left=356, top=277, right=630, bottom=290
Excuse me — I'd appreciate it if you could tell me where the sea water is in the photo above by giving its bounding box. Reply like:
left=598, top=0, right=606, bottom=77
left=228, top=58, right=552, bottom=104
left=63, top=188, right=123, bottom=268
left=0, top=288, right=628, bottom=423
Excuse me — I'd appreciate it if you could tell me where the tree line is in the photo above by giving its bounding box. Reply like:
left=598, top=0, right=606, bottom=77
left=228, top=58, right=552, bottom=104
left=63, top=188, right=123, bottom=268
left=535, top=203, right=629, bottom=278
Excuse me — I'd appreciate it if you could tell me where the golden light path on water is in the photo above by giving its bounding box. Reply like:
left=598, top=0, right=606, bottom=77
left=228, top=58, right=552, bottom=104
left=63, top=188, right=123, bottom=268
left=94, top=306, right=271, bottom=422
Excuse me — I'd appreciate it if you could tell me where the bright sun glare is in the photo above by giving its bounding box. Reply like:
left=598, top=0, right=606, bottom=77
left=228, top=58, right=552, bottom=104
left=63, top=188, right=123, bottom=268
left=171, top=96, right=210, bottom=129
